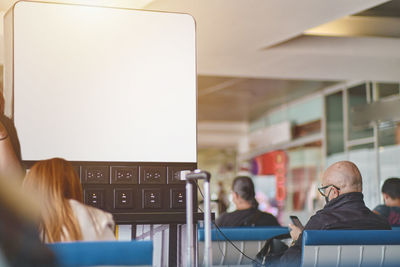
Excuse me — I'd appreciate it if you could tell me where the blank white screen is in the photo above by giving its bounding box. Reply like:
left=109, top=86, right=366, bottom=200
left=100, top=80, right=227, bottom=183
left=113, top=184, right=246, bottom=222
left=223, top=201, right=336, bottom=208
left=12, top=2, right=197, bottom=162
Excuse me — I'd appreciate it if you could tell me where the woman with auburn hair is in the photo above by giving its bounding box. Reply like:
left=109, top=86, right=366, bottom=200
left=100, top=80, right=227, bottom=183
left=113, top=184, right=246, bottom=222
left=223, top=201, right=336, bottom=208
left=23, top=158, right=115, bottom=242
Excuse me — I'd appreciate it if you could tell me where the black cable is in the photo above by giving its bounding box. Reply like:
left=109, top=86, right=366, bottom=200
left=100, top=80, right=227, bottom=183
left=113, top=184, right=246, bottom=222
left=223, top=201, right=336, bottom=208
left=212, top=222, right=262, bottom=265
left=195, top=180, right=205, bottom=200
left=196, top=205, right=226, bottom=259
left=194, top=181, right=262, bottom=265
left=194, top=181, right=226, bottom=259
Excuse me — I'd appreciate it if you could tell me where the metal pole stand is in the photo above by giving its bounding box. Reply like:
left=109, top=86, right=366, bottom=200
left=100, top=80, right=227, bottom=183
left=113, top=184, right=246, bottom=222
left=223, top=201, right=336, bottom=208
left=185, top=170, right=212, bottom=267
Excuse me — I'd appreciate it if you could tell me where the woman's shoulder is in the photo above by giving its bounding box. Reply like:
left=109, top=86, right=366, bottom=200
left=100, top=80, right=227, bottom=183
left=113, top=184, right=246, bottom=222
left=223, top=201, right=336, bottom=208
left=69, top=199, right=113, bottom=223
left=68, top=199, right=115, bottom=240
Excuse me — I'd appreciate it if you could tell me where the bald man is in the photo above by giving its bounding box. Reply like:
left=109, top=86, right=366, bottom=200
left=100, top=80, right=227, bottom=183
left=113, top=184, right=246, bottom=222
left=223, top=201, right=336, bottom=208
left=272, top=161, right=391, bottom=267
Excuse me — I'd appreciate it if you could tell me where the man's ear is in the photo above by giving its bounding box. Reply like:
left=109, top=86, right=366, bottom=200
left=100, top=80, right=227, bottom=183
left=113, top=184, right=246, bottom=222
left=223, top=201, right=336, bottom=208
left=232, top=191, right=238, bottom=199
left=232, top=191, right=242, bottom=203
left=333, top=186, right=340, bottom=198
left=382, top=193, right=392, bottom=205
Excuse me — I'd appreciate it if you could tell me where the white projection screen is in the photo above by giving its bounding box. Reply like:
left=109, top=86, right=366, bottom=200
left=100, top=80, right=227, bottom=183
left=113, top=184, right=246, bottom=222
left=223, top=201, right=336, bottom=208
left=5, top=1, right=197, bottom=163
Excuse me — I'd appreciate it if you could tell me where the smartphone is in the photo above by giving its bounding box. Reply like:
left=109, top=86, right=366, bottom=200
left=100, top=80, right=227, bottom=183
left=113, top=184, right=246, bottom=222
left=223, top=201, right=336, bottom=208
left=290, top=216, right=304, bottom=230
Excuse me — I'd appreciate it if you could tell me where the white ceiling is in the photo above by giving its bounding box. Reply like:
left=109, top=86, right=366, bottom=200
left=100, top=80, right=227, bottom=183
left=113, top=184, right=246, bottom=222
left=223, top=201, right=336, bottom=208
left=144, top=0, right=399, bottom=81
left=1, top=0, right=399, bottom=121
left=2, top=0, right=397, bottom=81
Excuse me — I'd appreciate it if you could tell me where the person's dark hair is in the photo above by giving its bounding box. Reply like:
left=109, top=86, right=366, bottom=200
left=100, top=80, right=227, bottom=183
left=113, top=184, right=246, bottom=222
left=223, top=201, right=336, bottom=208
left=382, top=177, right=400, bottom=199
left=232, top=176, right=258, bottom=208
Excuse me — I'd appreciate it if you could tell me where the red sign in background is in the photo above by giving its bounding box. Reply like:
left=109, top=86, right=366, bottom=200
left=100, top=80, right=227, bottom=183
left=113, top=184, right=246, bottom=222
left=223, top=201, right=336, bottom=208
left=253, top=150, right=287, bottom=206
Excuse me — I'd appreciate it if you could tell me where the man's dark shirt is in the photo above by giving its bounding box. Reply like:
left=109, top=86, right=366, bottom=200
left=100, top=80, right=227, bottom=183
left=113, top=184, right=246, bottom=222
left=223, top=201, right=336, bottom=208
left=276, top=192, right=391, bottom=267
left=216, top=208, right=280, bottom=227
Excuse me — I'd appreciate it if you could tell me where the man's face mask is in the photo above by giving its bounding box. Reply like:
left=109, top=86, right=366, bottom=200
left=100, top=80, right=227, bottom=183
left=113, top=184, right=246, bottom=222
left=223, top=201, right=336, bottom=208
left=318, top=184, right=341, bottom=204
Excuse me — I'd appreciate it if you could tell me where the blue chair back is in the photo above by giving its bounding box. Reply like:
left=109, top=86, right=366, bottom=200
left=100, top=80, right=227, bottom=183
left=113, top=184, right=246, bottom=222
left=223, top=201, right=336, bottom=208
left=48, top=241, right=153, bottom=267
left=301, top=230, right=400, bottom=267
left=198, top=226, right=289, bottom=241
left=198, top=227, right=289, bottom=265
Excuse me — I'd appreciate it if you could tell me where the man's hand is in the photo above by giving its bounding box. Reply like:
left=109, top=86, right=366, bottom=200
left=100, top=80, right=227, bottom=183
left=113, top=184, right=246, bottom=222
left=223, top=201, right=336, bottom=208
left=288, top=223, right=302, bottom=241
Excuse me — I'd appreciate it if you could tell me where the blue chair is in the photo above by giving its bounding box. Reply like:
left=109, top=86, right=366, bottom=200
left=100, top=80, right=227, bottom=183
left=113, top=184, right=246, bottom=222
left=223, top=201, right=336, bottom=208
left=198, top=226, right=289, bottom=242
left=48, top=241, right=153, bottom=267
left=301, top=230, right=400, bottom=267
left=198, top=227, right=289, bottom=265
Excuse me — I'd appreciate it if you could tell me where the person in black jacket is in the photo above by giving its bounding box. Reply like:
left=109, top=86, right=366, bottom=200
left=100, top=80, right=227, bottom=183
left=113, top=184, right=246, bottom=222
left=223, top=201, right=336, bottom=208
left=216, top=176, right=279, bottom=227
left=272, top=161, right=391, bottom=267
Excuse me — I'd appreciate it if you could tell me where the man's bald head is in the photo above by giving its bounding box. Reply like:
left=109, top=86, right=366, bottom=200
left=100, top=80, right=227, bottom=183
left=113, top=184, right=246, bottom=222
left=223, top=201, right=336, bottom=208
left=322, top=161, right=362, bottom=194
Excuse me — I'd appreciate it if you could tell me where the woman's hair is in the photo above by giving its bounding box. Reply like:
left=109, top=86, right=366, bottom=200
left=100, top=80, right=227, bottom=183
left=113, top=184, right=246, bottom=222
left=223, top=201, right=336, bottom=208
left=382, top=177, right=400, bottom=199
left=23, top=158, right=83, bottom=242
left=232, top=176, right=258, bottom=208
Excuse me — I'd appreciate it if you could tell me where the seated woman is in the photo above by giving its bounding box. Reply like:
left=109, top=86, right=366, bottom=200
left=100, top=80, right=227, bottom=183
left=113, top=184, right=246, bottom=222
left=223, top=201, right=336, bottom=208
left=23, top=158, right=115, bottom=242
left=216, top=176, right=280, bottom=227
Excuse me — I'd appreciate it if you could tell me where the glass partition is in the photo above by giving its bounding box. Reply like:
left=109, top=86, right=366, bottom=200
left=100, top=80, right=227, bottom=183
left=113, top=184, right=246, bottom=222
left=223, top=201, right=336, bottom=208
left=348, top=83, right=373, bottom=141
left=326, top=91, right=344, bottom=155
left=377, top=82, right=399, bottom=99
left=325, top=81, right=400, bottom=209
